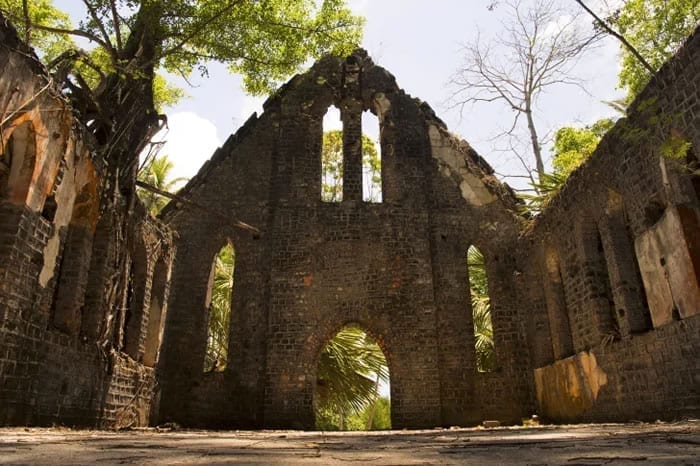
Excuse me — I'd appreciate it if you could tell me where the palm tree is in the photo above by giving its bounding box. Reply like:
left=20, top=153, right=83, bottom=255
left=315, top=325, right=389, bottom=430
left=468, top=246, right=496, bottom=372
left=204, top=244, right=235, bottom=372
left=137, top=155, right=187, bottom=214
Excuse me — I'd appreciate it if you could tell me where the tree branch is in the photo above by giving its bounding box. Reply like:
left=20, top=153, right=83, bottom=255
left=29, top=22, right=111, bottom=51
left=109, top=0, right=123, bottom=52
left=573, top=0, right=655, bottom=74
left=135, top=180, right=260, bottom=233
left=81, top=0, right=118, bottom=62
left=21, top=0, right=30, bottom=44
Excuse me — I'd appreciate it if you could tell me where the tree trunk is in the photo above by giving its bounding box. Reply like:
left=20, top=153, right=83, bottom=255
left=525, top=105, right=545, bottom=185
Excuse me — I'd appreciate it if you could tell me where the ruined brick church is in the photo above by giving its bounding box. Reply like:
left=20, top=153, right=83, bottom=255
left=1, top=15, right=698, bottom=429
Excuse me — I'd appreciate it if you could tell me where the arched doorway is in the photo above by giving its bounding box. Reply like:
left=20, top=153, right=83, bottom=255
left=314, top=324, right=391, bottom=430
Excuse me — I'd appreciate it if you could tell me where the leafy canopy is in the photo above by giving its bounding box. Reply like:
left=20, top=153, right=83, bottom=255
left=613, top=0, right=700, bottom=99
left=552, top=119, right=614, bottom=177
left=1, top=0, right=364, bottom=96
left=0, top=0, right=74, bottom=60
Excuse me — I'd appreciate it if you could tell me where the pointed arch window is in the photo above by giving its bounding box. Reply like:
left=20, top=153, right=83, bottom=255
left=361, top=111, right=382, bottom=202
left=204, top=243, right=235, bottom=372
left=1, top=121, right=36, bottom=203
left=467, top=245, right=495, bottom=372
left=321, top=106, right=343, bottom=202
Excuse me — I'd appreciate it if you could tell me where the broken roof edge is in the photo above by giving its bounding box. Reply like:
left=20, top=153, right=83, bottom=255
left=160, top=48, right=522, bottom=218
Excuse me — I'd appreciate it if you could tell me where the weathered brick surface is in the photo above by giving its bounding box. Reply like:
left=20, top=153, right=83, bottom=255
left=0, top=17, right=173, bottom=428
left=1, top=13, right=699, bottom=431
left=160, top=51, right=528, bottom=429
left=519, top=26, right=700, bottom=422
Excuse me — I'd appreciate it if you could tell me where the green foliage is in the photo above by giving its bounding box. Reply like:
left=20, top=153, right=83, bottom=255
left=136, top=155, right=187, bottom=214
left=0, top=0, right=74, bottom=61
left=467, top=246, right=495, bottom=373
left=153, top=74, right=187, bottom=112
left=518, top=171, right=569, bottom=215
left=361, top=134, right=381, bottom=202
left=1, top=0, right=363, bottom=121
left=613, top=0, right=700, bottom=99
left=344, top=396, right=391, bottom=431
left=204, top=243, right=235, bottom=373
left=321, top=130, right=380, bottom=202
left=552, top=119, right=614, bottom=177
left=315, top=325, right=389, bottom=429
left=661, top=131, right=693, bottom=160
left=321, top=130, right=344, bottom=202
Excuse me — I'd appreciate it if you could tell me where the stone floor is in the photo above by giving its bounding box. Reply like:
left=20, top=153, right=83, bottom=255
left=0, top=421, right=698, bottom=465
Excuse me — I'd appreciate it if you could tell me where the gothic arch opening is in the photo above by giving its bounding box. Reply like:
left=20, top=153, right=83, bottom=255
left=1, top=120, right=36, bottom=204
left=321, top=106, right=343, bottom=202
left=124, top=241, right=149, bottom=360
left=143, top=257, right=169, bottom=367
left=314, top=324, right=391, bottom=431
left=361, top=111, right=382, bottom=202
left=543, top=248, right=574, bottom=359
left=468, top=245, right=495, bottom=372
left=204, top=242, right=235, bottom=372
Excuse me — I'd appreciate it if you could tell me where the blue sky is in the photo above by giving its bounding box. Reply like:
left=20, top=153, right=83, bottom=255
left=54, top=0, right=624, bottom=189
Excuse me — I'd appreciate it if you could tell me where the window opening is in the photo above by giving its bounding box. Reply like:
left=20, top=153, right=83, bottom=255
left=1, top=121, right=36, bottom=203
left=468, top=245, right=495, bottom=372
left=361, top=111, right=382, bottom=202
left=544, top=250, right=574, bottom=358
left=321, top=106, right=343, bottom=202
left=315, top=324, right=390, bottom=430
left=595, top=230, right=618, bottom=340
left=41, top=194, right=58, bottom=222
left=204, top=243, right=235, bottom=372
left=144, top=258, right=169, bottom=367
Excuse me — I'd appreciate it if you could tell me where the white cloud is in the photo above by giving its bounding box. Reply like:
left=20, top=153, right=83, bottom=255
left=148, top=112, right=222, bottom=183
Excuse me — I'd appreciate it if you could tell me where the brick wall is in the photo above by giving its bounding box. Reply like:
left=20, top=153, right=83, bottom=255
left=519, top=26, right=700, bottom=422
left=0, top=17, right=173, bottom=428
left=161, top=51, right=530, bottom=429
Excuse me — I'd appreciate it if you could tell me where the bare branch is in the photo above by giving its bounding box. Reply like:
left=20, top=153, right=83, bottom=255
left=135, top=180, right=260, bottom=233
left=448, top=0, right=599, bottom=184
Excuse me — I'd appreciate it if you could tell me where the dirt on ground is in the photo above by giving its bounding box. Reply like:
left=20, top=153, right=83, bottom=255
left=0, top=420, right=698, bottom=465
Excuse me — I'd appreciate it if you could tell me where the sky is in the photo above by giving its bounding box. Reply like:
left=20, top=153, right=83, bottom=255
left=54, top=0, right=625, bottom=191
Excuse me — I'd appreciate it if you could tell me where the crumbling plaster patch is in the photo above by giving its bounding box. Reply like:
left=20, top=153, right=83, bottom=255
left=39, top=137, right=96, bottom=287
left=534, top=351, right=608, bottom=421
left=428, top=125, right=497, bottom=206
